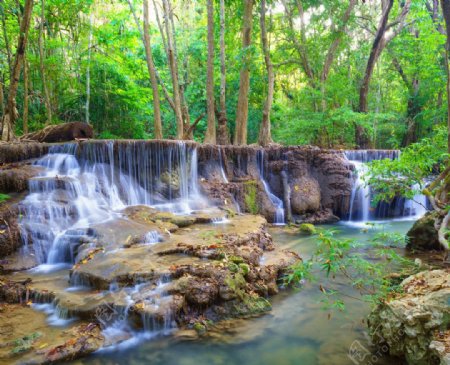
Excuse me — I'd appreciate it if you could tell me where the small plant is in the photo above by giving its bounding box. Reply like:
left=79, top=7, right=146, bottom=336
left=285, top=229, right=416, bottom=311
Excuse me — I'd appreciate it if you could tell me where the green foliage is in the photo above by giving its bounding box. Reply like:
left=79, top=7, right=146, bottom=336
left=285, top=229, right=417, bottom=310
left=367, top=126, right=448, bottom=203
left=272, top=107, right=401, bottom=148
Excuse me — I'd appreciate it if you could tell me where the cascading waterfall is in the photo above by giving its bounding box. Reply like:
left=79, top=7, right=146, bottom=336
left=257, top=150, right=285, bottom=225
left=345, top=150, right=428, bottom=223
left=19, top=141, right=206, bottom=267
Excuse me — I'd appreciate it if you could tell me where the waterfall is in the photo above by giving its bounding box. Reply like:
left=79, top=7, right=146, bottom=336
left=345, top=150, right=428, bottom=223
left=19, top=141, right=205, bottom=267
left=257, top=150, right=285, bottom=225
left=218, top=147, right=229, bottom=183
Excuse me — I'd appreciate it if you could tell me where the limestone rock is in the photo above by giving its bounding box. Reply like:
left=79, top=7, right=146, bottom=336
left=290, top=176, right=321, bottom=214
left=368, top=269, right=450, bottom=364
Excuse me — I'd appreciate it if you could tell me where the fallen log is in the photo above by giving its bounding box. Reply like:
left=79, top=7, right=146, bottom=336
left=20, top=122, right=93, bottom=143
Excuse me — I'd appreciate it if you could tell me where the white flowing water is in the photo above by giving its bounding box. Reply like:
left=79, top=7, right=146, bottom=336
left=19, top=141, right=206, bottom=267
left=257, top=150, right=285, bottom=225
left=345, top=150, right=428, bottom=224
left=218, top=147, right=229, bottom=183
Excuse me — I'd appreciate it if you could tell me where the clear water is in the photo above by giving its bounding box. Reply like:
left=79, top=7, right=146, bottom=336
left=79, top=220, right=414, bottom=365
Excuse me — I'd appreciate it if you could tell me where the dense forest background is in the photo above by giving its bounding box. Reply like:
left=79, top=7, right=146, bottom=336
left=0, top=0, right=448, bottom=148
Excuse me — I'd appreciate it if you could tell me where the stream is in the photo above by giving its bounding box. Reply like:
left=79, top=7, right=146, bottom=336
left=79, top=220, right=414, bottom=365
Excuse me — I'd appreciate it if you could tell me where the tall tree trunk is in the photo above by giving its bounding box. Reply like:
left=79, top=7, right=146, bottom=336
left=38, top=0, right=52, bottom=125
left=258, top=0, right=273, bottom=147
left=204, top=0, right=216, bottom=144
left=442, top=0, right=450, bottom=154
left=1, top=0, right=12, bottom=77
left=85, top=13, right=93, bottom=125
left=1, top=0, right=33, bottom=141
left=358, top=0, right=394, bottom=113
left=23, top=59, right=29, bottom=134
left=143, top=0, right=162, bottom=139
left=358, top=0, right=411, bottom=113
left=234, top=0, right=253, bottom=145
left=217, top=0, right=229, bottom=145
left=162, top=0, right=184, bottom=139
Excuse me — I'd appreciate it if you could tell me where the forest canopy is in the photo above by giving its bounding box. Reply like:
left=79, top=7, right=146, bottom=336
left=0, top=0, right=448, bottom=149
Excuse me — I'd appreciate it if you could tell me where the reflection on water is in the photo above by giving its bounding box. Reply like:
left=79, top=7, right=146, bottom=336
left=81, top=221, right=413, bottom=365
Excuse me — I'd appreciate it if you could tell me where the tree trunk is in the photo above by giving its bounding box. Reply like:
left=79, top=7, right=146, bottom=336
left=258, top=0, right=273, bottom=147
left=85, top=13, right=93, bottom=125
left=234, top=0, right=253, bottom=145
left=162, top=0, right=184, bottom=139
left=204, top=0, right=216, bottom=144
left=441, top=0, right=450, bottom=154
left=1, top=0, right=34, bottom=141
left=38, top=0, right=52, bottom=125
left=23, top=59, right=29, bottom=134
left=143, top=0, right=163, bottom=139
left=217, top=0, right=229, bottom=145
left=358, top=0, right=394, bottom=113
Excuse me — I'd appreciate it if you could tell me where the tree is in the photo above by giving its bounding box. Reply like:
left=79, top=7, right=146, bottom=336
left=216, top=0, right=229, bottom=145
left=1, top=0, right=34, bottom=141
left=441, top=0, right=450, bottom=153
left=38, top=0, right=52, bottom=125
left=258, top=0, right=273, bottom=146
left=234, top=0, right=253, bottom=145
left=204, top=0, right=216, bottom=144
left=142, top=0, right=162, bottom=139
left=358, top=0, right=412, bottom=113
left=281, top=0, right=357, bottom=111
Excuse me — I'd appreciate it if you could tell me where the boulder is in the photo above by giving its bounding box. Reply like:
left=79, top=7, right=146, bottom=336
left=368, top=269, right=450, bottom=364
left=406, top=212, right=442, bottom=252
left=290, top=176, right=321, bottom=214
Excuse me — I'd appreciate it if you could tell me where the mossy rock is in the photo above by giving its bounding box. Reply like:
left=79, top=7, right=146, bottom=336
left=299, top=223, right=316, bottom=235
left=406, top=211, right=442, bottom=251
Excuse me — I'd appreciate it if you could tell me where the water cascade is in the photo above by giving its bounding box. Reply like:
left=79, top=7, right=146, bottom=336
left=257, top=150, right=285, bottom=225
left=345, top=150, right=428, bottom=223
left=19, top=141, right=206, bottom=267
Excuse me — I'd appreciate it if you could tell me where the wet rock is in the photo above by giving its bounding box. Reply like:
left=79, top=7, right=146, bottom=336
left=296, top=208, right=339, bottom=225
left=0, top=164, right=41, bottom=193
left=41, top=323, right=104, bottom=363
left=406, top=211, right=442, bottom=252
left=0, top=142, right=49, bottom=164
left=185, top=277, right=219, bottom=306
left=368, top=269, right=450, bottom=364
left=0, top=203, right=21, bottom=259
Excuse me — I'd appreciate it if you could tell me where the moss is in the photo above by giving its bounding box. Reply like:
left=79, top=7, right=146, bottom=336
left=232, top=294, right=272, bottom=316
left=193, top=322, right=207, bottom=335
left=0, top=193, right=10, bottom=203
left=244, top=180, right=259, bottom=215
left=239, top=263, right=250, bottom=276
left=299, top=223, right=316, bottom=235
left=229, top=255, right=245, bottom=264
left=228, top=262, right=239, bottom=273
